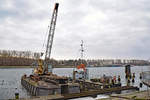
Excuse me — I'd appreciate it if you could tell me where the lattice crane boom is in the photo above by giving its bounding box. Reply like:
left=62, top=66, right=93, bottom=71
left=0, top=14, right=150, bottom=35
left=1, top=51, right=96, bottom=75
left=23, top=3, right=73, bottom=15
left=45, top=3, right=59, bottom=60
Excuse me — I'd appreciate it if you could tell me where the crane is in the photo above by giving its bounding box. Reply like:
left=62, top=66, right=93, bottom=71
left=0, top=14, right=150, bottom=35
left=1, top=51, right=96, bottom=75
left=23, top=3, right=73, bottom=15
left=34, top=3, right=59, bottom=75
left=44, top=3, right=59, bottom=73
left=45, top=3, right=59, bottom=60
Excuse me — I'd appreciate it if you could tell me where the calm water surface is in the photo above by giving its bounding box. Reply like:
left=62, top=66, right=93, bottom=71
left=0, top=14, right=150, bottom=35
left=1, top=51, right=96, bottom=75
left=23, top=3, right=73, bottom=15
left=0, top=66, right=150, bottom=99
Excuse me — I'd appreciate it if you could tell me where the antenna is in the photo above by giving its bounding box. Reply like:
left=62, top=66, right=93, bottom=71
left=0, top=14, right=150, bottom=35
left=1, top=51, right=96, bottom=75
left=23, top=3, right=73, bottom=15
left=80, top=40, right=84, bottom=63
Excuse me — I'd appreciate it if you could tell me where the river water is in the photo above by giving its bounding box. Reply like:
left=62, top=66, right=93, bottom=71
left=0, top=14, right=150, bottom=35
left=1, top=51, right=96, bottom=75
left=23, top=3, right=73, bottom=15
left=0, top=66, right=150, bottom=99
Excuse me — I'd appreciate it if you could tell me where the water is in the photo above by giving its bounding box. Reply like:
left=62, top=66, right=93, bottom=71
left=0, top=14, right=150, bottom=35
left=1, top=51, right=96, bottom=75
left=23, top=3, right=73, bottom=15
left=0, top=66, right=149, bottom=99
left=0, top=68, right=32, bottom=99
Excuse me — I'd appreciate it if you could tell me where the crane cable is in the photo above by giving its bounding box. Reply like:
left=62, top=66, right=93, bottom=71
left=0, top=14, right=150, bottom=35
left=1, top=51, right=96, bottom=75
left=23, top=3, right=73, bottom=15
left=41, top=26, right=49, bottom=53
left=41, top=2, right=53, bottom=56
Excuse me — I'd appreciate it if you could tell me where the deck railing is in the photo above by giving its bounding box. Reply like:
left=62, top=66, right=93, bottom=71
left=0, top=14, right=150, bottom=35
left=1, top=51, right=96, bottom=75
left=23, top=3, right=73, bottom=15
left=142, top=71, right=150, bottom=87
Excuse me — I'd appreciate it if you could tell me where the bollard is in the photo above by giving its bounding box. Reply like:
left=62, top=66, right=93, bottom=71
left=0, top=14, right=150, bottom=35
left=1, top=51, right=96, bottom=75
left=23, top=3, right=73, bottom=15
left=118, top=75, right=121, bottom=83
left=15, top=88, right=19, bottom=99
left=140, top=73, right=142, bottom=79
left=132, top=75, right=135, bottom=83
left=140, top=83, right=143, bottom=88
left=132, top=78, right=135, bottom=83
left=127, top=77, right=130, bottom=83
left=15, top=93, right=19, bottom=99
left=133, top=73, right=135, bottom=78
left=125, top=65, right=131, bottom=79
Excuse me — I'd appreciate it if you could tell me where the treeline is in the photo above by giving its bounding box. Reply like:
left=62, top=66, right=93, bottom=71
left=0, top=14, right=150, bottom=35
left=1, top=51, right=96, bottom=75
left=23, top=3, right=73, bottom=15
left=0, top=56, right=36, bottom=66
left=0, top=50, right=40, bottom=66
left=54, top=59, right=150, bottom=67
left=0, top=50, right=41, bottom=59
left=0, top=50, right=149, bottom=67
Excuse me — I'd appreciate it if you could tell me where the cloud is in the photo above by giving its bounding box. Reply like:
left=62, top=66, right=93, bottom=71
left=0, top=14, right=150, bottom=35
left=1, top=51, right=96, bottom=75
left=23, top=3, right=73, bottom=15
left=0, top=0, right=150, bottom=60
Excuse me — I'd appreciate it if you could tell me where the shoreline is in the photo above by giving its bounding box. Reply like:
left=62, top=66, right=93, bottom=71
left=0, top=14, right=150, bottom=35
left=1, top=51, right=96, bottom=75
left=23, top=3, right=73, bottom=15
left=0, top=65, right=75, bottom=68
left=0, top=65, right=149, bottom=68
left=0, top=66, right=33, bottom=68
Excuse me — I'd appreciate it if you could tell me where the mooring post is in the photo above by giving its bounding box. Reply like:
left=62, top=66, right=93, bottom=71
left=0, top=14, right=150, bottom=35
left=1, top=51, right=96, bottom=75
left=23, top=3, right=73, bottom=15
left=15, top=88, right=19, bottom=99
left=125, top=65, right=131, bottom=79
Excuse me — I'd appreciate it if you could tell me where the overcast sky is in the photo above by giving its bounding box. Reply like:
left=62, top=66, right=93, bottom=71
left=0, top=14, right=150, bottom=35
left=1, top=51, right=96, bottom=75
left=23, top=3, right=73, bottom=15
left=0, top=0, right=150, bottom=60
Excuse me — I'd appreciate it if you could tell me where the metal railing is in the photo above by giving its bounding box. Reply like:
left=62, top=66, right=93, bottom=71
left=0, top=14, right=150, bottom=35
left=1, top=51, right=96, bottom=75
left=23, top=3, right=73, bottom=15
left=142, top=71, right=150, bottom=87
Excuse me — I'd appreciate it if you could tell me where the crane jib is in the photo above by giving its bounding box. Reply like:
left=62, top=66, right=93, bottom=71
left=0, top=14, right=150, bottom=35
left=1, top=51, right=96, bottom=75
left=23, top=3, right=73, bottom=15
left=54, top=3, right=59, bottom=10
left=45, top=3, right=59, bottom=60
left=44, top=3, right=59, bottom=72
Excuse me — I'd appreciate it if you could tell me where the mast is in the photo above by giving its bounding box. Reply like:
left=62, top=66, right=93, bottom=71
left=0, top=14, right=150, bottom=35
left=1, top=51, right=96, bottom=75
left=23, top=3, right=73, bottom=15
left=80, top=40, right=84, bottom=64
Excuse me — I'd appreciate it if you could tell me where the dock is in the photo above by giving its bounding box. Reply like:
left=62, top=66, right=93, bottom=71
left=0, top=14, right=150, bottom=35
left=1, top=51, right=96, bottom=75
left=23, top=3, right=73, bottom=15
left=62, top=86, right=139, bottom=99
left=18, top=86, right=139, bottom=100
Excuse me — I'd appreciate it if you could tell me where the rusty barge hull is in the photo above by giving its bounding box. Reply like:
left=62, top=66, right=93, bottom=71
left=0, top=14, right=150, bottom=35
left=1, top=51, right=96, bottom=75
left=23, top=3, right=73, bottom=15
left=21, top=78, right=61, bottom=96
left=21, top=75, right=139, bottom=98
left=21, top=76, right=80, bottom=96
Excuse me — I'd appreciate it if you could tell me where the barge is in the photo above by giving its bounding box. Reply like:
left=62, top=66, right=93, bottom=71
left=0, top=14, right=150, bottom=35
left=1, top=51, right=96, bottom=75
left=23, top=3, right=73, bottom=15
left=21, top=74, right=80, bottom=96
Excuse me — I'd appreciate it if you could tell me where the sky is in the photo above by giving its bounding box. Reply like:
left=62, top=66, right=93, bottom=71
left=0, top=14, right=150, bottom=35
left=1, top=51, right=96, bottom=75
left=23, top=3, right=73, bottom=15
left=0, top=0, right=150, bottom=60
